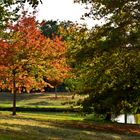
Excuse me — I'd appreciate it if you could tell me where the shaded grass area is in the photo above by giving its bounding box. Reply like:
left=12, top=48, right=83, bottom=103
left=0, top=92, right=81, bottom=113
left=0, top=92, right=78, bottom=108
left=0, top=111, right=140, bottom=140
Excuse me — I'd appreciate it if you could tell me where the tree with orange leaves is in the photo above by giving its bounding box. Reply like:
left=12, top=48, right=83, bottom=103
left=0, top=11, right=70, bottom=115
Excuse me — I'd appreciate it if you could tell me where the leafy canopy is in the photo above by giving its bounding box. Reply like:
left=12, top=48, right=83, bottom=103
left=70, top=0, right=140, bottom=116
left=0, top=11, right=69, bottom=93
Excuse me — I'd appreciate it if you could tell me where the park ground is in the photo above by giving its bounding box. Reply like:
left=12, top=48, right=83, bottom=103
left=0, top=92, right=139, bottom=140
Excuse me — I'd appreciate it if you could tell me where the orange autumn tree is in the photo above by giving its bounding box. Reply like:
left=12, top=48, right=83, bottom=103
left=0, top=11, right=69, bottom=115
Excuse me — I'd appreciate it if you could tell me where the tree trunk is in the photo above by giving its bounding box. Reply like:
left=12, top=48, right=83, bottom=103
left=55, top=87, right=57, bottom=99
left=12, top=70, right=16, bottom=116
left=71, top=93, right=75, bottom=99
left=124, top=113, right=127, bottom=124
left=105, top=112, right=112, bottom=121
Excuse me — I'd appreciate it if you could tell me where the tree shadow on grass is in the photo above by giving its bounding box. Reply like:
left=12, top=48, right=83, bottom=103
left=0, top=115, right=139, bottom=140
left=0, top=122, right=111, bottom=140
left=0, top=92, right=51, bottom=102
left=26, top=101, right=53, bottom=106
left=0, top=92, right=71, bottom=108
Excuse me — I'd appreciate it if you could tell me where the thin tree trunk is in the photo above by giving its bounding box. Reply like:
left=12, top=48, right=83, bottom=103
left=71, top=93, right=75, bottom=99
left=12, top=70, right=16, bottom=116
left=105, top=112, right=112, bottom=121
left=124, top=113, right=127, bottom=124
left=55, top=86, right=57, bottom=99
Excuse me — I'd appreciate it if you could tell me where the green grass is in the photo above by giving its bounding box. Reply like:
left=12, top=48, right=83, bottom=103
left=0, top=92, right=79, bottom=108
left=0, top=93, right=139, bottom=139
left=0, top=111, right=139, bottom=140
left=135, top=114, right=140, bottom=124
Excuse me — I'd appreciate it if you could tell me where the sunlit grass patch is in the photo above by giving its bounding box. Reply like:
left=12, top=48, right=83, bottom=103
left=19, top=111, right=84, bottom=121
left=0, top=92, right=80, bottom=108
left=0, top=111, right=139, bottom=140
left=135, top=114, right=140, bottom=124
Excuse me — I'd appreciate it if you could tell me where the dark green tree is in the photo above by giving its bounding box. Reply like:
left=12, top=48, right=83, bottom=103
left=70, top=0, right=140, bottom=121
left=40, top=20, right=60, bottom=38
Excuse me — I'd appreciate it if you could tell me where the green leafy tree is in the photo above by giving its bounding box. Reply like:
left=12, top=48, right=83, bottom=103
left=70, top=0, right=140, bottom=121
left=59, top=22, right=90, bottom=98
left=40, top=20, right=60, bottom=38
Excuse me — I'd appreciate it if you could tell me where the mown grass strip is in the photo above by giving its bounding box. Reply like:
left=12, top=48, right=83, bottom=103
left=0, top=106, right=81, bottom=112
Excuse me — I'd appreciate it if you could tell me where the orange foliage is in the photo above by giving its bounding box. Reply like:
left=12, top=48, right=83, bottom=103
left=0, top=11, right=70, bottom=93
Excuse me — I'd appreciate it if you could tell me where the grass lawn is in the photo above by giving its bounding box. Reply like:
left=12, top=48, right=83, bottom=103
left=0, top=111, right=139, bottom=140
left=0, top=92, right=140, bottom=140
left=0, top=92, right=78, bottom=108
left=135, top=114, right=140, bottom=124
